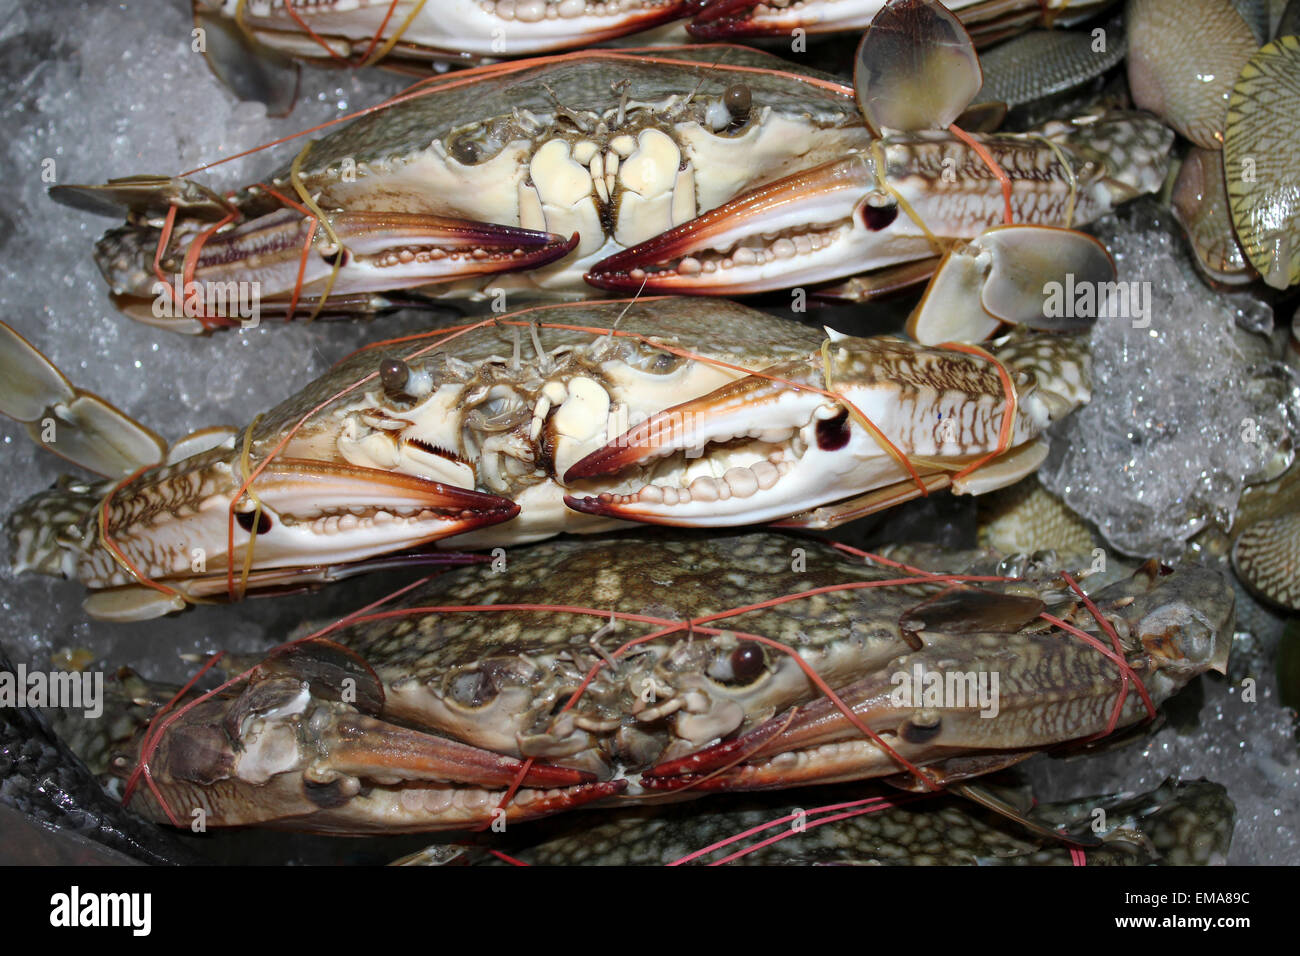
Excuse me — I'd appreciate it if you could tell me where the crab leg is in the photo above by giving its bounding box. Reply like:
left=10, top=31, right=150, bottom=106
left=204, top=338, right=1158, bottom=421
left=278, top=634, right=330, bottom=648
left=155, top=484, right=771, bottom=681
left=1, top=318, right=526, bottom=618
left=687, top=0, right=1113, bottom=41
left=210, top=0, right=693, bottom=61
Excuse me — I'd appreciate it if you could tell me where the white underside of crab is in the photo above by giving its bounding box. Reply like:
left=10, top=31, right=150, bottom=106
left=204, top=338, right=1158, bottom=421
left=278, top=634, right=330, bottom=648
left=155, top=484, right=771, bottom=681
left=316, top=349, right=749, bottom=543
left=220, top=0, right=684, bottom=56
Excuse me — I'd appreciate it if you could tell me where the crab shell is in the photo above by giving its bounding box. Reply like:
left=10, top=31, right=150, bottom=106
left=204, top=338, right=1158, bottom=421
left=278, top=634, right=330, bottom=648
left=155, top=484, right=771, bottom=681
left=114, top=533, right=1234, bottom=833
left=7, top=297, right=1091, bottom=621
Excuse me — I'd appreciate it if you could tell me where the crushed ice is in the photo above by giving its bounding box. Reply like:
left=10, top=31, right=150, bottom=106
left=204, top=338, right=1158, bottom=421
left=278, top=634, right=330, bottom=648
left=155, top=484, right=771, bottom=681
left=0, top=0, right=1293, bottom=865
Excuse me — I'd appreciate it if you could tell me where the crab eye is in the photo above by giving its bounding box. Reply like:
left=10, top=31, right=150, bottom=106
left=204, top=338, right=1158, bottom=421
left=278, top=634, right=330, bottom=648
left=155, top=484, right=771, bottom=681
left=858, top=191, right=898, bottom=231
left=626, top=347, right=684, bottom=374
left=446, top=120, right=515, bottom=166
left=449, top=670, right=498, bottom=708
left=707, top=640, right=768, bottom=686
left=650, top=352, right=681, bottom=373
left=381, top=358, right=410, bottom=396
left=730, top=642, right=765, bottom=681
left=724, top=83, right=751, bottom=120
left=449, top=137, right=481, bottom=165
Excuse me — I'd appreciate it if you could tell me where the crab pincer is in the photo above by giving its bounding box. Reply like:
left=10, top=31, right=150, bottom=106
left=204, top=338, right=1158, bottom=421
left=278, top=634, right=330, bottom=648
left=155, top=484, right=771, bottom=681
left=116, top=639, right=622, bottom=833
left=563, top=327, right=1091, bottom=529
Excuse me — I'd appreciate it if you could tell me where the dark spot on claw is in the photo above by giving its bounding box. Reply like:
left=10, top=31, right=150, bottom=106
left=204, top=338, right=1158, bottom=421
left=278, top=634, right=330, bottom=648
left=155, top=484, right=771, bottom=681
left=319, top=246, right=348, bottom=268
left=724, top=83, right=751, bottom=119
left=380, top=357, right=410, bottom=396
left=729, top=641, right=765, bottom=682
left=816, top=408, right=851, bottom=451
left=859, top=194, right=898, bottom=231
left=235, top=509, right=273, bottom=535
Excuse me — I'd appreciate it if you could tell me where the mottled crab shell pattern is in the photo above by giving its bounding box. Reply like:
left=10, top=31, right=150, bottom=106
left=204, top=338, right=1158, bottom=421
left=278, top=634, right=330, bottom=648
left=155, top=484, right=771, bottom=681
left=252, top=298, right=829, bottom=546
left=5, top=298, right=1091, bottom=620
left=114, top=534, right=1234, bottom=833
left=455, top=778, right=1235, bottom=866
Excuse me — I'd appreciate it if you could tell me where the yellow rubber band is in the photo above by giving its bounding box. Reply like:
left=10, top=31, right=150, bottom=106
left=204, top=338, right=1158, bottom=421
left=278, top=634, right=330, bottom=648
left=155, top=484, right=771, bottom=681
left=1033, top=133, right=1079, bottom=228
left=235, top=416, right=268, bottom=597
left=871, top=140, right=946, bottom=257
left=289, top=141, right=346, bottom=320
left=361, top=0, right=429, bottom=67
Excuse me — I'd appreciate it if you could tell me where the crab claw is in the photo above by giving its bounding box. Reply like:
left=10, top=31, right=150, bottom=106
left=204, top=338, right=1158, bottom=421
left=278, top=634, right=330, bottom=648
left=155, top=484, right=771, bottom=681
left=94, top=208, right=578, bottom=323
left=643, top=565, right=1235, bottom=792
left=563, top=356, right=847, bottom=525
left=688, top=0, right=878, bottom=38
left=185, top=459, right=519, bottom=572
left=215, top=460, right=514, bottom=564
left=644, top=564, right=1232, bottom=796
left=116, top=661, right=618, bottom=833
left=585, top=156, right=931, bottom=296
left=564, top=331, right=1090, bottom=527
left=87, top=457, right=519, bottom=610
left=216, top=0, right=694, bottom=59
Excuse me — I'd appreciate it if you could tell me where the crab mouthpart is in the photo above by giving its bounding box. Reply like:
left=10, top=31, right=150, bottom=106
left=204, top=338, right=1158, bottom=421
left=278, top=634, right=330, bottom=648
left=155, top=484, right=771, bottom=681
left=119, top=673, right=617, bottom=832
